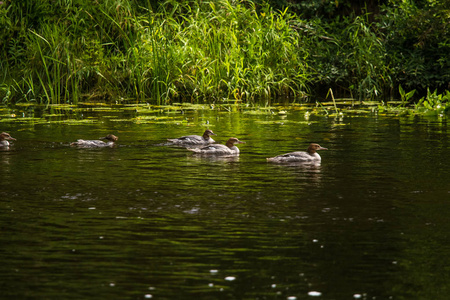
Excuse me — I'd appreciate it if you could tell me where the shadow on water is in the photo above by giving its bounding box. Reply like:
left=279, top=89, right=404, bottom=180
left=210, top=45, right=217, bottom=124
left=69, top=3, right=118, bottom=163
left=1, top=105, right=449, bottom=299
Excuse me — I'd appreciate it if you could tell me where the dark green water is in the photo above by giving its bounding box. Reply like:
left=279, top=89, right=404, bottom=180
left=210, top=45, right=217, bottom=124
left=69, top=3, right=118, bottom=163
left=1, top=106, right=449, bottom=299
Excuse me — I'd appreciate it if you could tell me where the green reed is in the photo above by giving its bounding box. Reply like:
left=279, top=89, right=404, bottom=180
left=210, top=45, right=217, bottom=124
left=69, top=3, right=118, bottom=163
left=2, top=0, right=313, bottom=105
left=1, top=0, right=447, bottom=106
left=161, top=0, right=309, bottom=103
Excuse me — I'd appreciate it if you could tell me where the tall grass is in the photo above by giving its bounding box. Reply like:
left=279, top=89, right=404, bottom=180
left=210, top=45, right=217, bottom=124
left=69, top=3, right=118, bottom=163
left=1, top=0, right=313, bottom=105
left=180, top=1, right=309, bottom=102
left=1, top=0, right=447, bottom=105
left=304, top=14, right=391, bottom=101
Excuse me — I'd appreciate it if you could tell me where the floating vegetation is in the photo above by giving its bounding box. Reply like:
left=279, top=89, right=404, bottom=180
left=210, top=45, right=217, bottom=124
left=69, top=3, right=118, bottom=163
left=0, top=95, right=447, bottom=127
left=10, top=103, right=37, bottom=108
left=255, top=120, right=314, bottom=125
left=106, top=114, right=190, bottom=124
left=344, top=109, right=371, bottom=114
left=134, top=116, right=175, bottom=121
left=90, top=107, right=115, bottom=111
left=108, top=119, right=135, bottom=123
left=51, top=119, right=97, bottom=124
left=42, top=114, right=66, bottom=118
left=135, top=109, right=165, bottom=115
left=78, top=103, right=110, bottom=107
left=242, top=110, right=273, bottom=115
left=100, top=115, right=123, bottom=119
left=133, top=119, right=189, bottom=125
left=47, top=104, right=77, bottom=109
left=0, top=117, right=47, bottom=124
left=180, top=103, right=211, bottom=110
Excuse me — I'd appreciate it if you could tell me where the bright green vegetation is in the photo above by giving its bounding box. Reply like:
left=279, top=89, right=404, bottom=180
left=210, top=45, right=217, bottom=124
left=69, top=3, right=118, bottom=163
left=0, top=0, right=449, bottom=111
left=378, top=87, right=450, bottom=117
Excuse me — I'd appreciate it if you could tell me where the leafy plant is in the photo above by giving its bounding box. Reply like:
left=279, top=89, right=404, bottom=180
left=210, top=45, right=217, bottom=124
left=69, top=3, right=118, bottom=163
left=415, top=89, right=450, bottom=115
left=398, top=85, right=416, bottom=106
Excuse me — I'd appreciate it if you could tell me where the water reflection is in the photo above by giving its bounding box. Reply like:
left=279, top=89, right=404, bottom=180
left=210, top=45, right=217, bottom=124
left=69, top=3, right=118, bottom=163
left=71, top=148, right=120, bottom=163
left=268, top=161, right=322, bottom=168
left=186, top=154, right=240, bottom=163
left=268, top=162, right=323, bottom=186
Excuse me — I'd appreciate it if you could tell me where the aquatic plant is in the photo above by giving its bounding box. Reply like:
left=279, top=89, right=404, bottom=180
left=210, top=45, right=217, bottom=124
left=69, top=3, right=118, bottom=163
left=377, top=88, right=450, bottom=117
left=398, top=85, right=416, bottom=106
left=415, top=89, right=450, bottom=116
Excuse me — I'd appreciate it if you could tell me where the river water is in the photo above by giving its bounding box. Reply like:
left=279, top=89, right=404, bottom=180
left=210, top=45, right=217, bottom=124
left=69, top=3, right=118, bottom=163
left=1, top=105, right=449, bottom=299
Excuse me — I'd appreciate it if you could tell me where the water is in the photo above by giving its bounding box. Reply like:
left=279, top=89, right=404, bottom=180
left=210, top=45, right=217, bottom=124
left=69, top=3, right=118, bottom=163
left=1, top=106, right=449, bottom=299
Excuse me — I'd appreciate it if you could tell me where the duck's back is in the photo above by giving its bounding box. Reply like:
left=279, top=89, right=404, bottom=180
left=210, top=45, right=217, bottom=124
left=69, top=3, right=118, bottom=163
left=188, top=144, right=237, bottom=154
left=71, top=139, right=111, bottom=148
left=168, top=135, right=214, bottom=145
left=267, top=151, right=320, bottom=163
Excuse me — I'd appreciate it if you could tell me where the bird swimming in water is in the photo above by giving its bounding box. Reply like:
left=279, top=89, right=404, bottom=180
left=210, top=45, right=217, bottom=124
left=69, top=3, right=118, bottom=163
left=70, top=134, right=118, bottom=148
left=266, top=143, right=328, bottom=163
left=0, top=132, right=16, bottom=147
left=187, top=137, right=245, bottom=155
left=167, top=129, right=216, bottom=146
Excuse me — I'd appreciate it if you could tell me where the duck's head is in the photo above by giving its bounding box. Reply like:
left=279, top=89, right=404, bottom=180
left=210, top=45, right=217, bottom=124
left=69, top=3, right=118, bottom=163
left=307, top=143, right=328, bottom=154
left=100, top=134, right=119, bottom=142
left=204, top=129, right=216, bottom=137
left=226, top=137, right=245, bottom=146
left=0, top=132, right=16, bottom=141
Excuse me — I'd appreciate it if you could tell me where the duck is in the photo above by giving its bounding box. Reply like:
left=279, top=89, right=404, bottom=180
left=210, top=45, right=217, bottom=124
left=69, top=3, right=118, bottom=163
left=266, top=143, right=328, bottom=163
left=70, top=134, right=118, bottom=148
left=187, top=137, right=245, bottom=155
left=0, top=132, right=16, bottom=147
left=167, top=129, right=216, bottom=146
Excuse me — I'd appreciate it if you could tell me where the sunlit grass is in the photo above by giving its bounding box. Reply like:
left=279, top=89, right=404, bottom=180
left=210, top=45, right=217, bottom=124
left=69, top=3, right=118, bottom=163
left=2, top=0, right=310, bottom=105
left=2, top=0, right=449, bottom=107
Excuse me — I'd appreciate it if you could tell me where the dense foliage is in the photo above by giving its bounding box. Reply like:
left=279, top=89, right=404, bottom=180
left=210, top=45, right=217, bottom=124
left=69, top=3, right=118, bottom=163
left=0, top=0, right=449, bottom=106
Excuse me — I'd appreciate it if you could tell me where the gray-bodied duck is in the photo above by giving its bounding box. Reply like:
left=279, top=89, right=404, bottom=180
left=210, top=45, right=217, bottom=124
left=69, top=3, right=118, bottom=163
left=71, top=134, right=118, bottom=148
left=187, top=137, right=245, bottom=155
left=167, top=129, right=216, bottom=146
left=267, top=143, right=328, bottom=163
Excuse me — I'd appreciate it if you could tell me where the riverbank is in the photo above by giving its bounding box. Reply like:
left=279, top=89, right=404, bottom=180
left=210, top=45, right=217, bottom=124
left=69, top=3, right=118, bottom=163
left=1, top=0, right=449, bottom=105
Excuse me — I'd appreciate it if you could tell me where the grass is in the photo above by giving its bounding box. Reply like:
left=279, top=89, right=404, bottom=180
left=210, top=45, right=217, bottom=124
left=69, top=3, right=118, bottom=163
left=0, top=0, right=316, bottom=105
left=0, top=0, right=448, bottom=109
